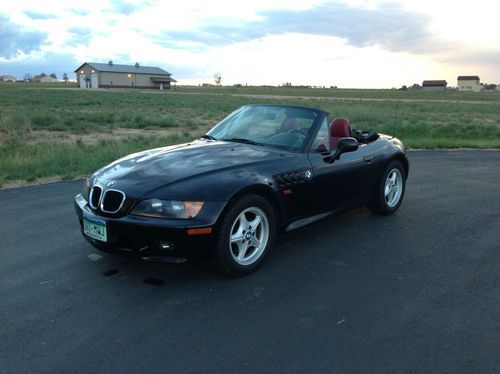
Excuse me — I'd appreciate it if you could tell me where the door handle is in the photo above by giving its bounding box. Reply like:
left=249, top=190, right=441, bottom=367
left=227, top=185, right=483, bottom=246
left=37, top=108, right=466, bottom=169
left=363, top=155, right=374, bottom=163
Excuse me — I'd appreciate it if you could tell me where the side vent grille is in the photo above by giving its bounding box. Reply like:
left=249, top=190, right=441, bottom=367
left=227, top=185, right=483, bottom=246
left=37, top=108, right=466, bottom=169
left=273, top=170, right=309, bottom=188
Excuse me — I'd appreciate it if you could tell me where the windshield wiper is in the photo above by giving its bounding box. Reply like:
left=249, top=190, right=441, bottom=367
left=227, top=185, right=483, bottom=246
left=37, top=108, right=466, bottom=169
left=201, top=134, right=217, bottom=141
left=221, top=138, right=263, bottom=146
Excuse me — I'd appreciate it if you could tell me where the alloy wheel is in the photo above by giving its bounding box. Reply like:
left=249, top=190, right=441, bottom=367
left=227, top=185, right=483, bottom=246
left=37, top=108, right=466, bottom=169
left=384, top=168, right=403, bottom=208
left=229, top=207, right=269, bottom=266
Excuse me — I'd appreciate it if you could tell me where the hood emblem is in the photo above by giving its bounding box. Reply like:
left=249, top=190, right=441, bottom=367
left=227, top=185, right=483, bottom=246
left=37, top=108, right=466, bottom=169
left=106, top=180, right=116, bottom=187
left=304, top=170, right=313, bottom=180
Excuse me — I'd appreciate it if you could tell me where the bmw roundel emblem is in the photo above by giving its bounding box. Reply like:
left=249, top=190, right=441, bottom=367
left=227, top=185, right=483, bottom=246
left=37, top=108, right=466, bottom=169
left=304, top=170, right=313, bottom=180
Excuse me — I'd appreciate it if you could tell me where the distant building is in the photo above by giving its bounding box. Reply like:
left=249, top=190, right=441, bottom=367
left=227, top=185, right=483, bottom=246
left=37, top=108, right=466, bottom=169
left=31, top=74, right=58, bottom=83
left=422, top=80, right=447, bottom=91
left=74, top=61, right=176, bottom=90
left=457, top=76, right=481, bottom=92
left=0, top=75, right=16, bottom=82
left=40, top=76, right=58, bottom=83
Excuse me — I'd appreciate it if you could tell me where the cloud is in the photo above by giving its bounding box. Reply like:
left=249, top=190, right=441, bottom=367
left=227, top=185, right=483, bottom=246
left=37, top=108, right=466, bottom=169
left=0, top=51, right=80, bottom=79
left=265, top=4, right=432, bottom=53
left=24, top=11, right=54, bottom=20
left=0, top=16, right=48, bottom=59
left=68, top=27, right=93, bottom=36
left=159, top=3, right=434, bottom=54
left=108, top=0, right=153, bottom=15
left=68, top=9, right=90, bottom=16
left=67, top=27, right=94, bottom=46
left=447, top=50, right=500, bottom=69
left=1, top=0, right=498, bottom=87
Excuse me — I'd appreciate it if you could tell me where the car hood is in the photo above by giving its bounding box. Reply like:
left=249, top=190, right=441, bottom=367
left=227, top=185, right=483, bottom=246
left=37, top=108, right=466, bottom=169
left=91, top=140, right=290, bottom=197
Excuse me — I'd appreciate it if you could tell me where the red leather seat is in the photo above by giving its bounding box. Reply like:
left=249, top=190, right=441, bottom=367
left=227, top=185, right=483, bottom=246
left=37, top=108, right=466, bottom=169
left=330, top=117, right=352, bottom=148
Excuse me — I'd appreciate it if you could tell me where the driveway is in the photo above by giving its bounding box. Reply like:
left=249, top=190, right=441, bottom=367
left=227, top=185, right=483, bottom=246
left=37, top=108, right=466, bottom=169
left=1, top=150, right=499, bottom=373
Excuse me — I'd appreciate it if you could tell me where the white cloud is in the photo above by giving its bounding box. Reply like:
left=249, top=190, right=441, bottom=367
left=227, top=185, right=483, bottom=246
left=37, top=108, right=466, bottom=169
left=177, top=33, right=454, bottom=88
left=1, top=0, right=499, bottom=86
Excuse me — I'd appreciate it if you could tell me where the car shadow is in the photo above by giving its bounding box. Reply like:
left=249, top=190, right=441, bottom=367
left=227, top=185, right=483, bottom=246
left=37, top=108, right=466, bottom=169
left=85, top=206, right=383, bottom=288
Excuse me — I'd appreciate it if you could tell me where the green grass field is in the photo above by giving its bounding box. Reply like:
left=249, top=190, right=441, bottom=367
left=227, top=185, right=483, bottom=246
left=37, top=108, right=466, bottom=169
left=0, top=84, right=499, bottom=187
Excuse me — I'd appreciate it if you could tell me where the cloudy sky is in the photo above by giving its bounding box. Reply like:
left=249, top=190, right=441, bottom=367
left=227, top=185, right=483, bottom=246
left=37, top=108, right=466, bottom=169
left=1, top=0, right=499, bottom=88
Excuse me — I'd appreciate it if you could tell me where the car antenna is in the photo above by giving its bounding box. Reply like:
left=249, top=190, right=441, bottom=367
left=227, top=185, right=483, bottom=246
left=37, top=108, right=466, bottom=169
left=391, top=101, right=400, bottom=139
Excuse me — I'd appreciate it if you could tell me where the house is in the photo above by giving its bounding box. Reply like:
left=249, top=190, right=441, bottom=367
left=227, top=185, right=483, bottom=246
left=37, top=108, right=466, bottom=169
left=32, top=73, right=46, bottom=82
left=74, top=61, right=176, bottom=90
left=40, top=76, right=58, bottom=83
left=33, top=74, right=58, bottom=83
left=31, top=73, right=58, bottom=83
left=457, top=76, right=481, bottom=92
left=422, top=80, right=447, bottom=91
left=0, top=75, right=16, bottom=82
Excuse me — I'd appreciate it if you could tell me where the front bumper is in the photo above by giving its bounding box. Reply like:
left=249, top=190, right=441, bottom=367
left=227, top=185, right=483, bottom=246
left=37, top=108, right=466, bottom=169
left=74, top=194, right=226, bottom=260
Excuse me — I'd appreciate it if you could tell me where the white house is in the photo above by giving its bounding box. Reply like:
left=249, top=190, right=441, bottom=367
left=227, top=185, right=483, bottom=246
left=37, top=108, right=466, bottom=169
left=457, top=76, right=481, bottom=92
left=0, top=75, right=16, bottom=82
left=40, top=76, right=58, bottom=83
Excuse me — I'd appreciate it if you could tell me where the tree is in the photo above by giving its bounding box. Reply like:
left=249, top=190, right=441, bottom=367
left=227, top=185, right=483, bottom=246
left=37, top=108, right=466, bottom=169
left=50, top=73, right=57, bottom=79
left=23, top=73, right=33, bottom=82
left=214, top=72, right=222, bottom=86
left=63, top=73, right=68, bottom=82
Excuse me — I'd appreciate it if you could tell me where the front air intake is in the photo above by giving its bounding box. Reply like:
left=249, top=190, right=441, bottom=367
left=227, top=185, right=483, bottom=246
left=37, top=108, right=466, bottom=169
left=101, top=189, right=126, bottom=213
left=89, top=185, right=103, bottom=209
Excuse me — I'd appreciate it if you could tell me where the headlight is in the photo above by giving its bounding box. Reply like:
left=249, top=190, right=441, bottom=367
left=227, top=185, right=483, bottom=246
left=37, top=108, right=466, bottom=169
left=81, top=177, right=90, bottom=201
left=131, top=199, right=204, bottom=219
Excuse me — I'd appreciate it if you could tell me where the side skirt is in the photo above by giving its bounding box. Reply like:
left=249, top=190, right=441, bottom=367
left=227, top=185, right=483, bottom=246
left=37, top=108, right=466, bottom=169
left=284, top=197, right=369, bottom=232
left=285, top=211, right=334, bottom=231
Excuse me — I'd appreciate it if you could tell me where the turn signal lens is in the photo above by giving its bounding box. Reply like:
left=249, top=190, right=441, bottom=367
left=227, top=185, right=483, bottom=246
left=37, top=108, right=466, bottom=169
left=184, top=202, right=204, bottom=218
left=187, top=227, right=213, bottom=236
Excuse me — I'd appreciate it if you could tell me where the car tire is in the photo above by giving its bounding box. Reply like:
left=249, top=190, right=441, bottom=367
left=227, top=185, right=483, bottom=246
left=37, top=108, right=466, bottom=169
left=213, top=194, right=276, bottom=277
left=368, top=160, right=406, bottom=215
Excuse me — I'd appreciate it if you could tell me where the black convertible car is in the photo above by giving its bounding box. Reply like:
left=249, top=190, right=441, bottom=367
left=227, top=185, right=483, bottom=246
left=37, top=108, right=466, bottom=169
left=75, top=104, right=408, bottom=276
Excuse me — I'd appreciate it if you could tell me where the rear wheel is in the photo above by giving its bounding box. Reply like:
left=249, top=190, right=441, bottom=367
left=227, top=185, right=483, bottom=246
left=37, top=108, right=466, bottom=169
left=368, top=160, right=406, bottom=215
left=213, top=194, right=276, bottom=277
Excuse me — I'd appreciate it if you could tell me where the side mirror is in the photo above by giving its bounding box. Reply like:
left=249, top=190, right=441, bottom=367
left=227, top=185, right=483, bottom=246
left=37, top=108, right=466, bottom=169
left=324, top=137, right=358, bottom=163
left=337, top=137, right=358, bottom=153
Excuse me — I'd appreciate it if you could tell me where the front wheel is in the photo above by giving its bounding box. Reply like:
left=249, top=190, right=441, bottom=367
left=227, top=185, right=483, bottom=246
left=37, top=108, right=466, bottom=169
left=368, top=160, right=406, bottom=215
left=213, top=194, right=276, bottom=277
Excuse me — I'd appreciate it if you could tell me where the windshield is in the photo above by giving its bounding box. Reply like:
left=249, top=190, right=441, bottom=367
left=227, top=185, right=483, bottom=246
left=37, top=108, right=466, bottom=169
left=207, top=105, right=319, bottom=151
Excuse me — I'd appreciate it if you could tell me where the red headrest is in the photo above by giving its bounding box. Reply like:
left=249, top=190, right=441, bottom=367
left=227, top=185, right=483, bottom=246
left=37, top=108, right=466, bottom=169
left=330, top=117, right=352, bottom=138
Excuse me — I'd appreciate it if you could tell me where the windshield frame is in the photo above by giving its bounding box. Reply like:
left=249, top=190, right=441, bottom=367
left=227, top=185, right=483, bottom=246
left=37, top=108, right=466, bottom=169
left=206, top=104, right=329, bottom=153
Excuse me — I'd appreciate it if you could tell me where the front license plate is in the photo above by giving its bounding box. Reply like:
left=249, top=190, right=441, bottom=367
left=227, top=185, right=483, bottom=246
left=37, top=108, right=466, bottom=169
left=83, top=214, right=107, bottom=242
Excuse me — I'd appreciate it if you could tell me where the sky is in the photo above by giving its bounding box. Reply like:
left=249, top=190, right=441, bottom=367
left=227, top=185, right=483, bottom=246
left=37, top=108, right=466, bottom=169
left=1, top=0, right=499, bottom=88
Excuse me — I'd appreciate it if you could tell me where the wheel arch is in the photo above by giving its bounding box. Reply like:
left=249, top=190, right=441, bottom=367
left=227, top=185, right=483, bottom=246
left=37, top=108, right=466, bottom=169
left=390, top=152, right=409, bottom=179
left=221, top=184, right=285, bottom=228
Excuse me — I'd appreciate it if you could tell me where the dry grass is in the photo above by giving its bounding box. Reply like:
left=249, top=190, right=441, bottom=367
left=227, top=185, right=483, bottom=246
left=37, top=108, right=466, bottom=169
left=0, top=84, right=499, bottom=188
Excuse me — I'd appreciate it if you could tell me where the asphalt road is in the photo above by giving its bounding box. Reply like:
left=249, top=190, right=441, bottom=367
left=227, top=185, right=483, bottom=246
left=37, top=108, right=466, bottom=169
left=1, top=150, right=499, bottom=374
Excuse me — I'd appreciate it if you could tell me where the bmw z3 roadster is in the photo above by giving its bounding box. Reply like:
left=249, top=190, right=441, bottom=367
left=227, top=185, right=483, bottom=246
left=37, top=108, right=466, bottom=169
left=75, top=104, right=409, bottom=276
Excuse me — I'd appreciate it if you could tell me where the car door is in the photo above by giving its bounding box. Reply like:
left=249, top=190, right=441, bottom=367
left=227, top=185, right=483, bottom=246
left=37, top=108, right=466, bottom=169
left=306, top=120, right=378, bottom=211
